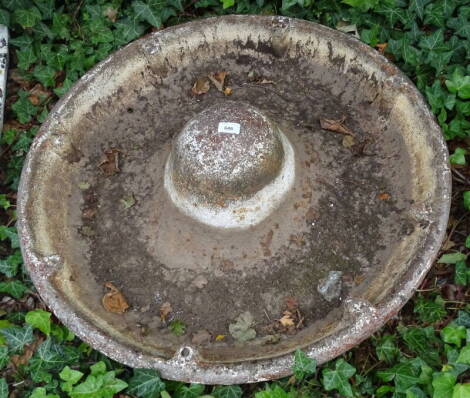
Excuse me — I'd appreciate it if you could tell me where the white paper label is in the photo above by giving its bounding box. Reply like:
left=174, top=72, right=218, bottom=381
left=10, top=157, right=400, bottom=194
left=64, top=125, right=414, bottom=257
left=218, top=122, right=240, bottom=134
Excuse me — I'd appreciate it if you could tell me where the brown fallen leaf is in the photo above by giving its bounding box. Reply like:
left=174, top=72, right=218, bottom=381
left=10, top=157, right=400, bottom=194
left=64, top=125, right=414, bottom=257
left=342, top=135, right=355, bottom=148
left=378, top=192, right=391, bottom=201
left=160, top=302, right=172, bottom=321
left=223, top=87, right=233, bottom=96
left=376, top=43, right=387, bottom=54
left=11, top=336, right=44, bottom=368
left=28, top=95, right=40, bottom=106
left=103, top=6, right=118, bottom=22
left=279, top=311, right=295, bottom=327
left=285, top=296, right=298, bottom=312
left=191, top=329, right=212, bottom=345
left=192, top=77, right=210, bottom=95
left=208, top=72, right=227, bottom=92
left=82, top=208, right=96, bottom=220
left=320, top=117, right=354, bottom=136
left=102, top=282, right=129, bottom=313
left=99, top=148, right=122, bottom=176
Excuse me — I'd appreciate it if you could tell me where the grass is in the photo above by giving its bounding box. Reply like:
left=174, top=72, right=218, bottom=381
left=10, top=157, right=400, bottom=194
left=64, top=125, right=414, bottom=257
left=0, top=0, right=469, bottom=397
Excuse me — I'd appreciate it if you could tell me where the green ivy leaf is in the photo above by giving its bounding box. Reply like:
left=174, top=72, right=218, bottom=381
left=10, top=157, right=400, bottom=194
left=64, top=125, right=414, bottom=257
left=0, top=379, right=7, bottom=398
left=0, top=325, right=34, bottom=353
left=16, top=45, right=37, bottom=70
left=0, top=347, right=8, bottom=370
left=453, top=384, right=470, bottom=398
left=126, top=369, right=166, bottom=398
left=322, top=359, right=356, bottom=397
left=32, top=21, right=55, bottom=40
left=51, top=13, right=71, bottom=40
left=446, top=69, right=470, bottom=99
left=464, top=191, right=470, bottom=210
left=375, top=335, right=400, bottom=363
left=418, top=29, right=449, bottom=52
left=405, top=386, right=426, bottom=398
left=30, top=387, right=59, bottom=398
left=34, top=0, right=55, bottom=20
left=212, top=385, right=243, bottom=398
left=0, top=195, right=10, bottom=210
left=10, top=34, right=33, bottom=48
left=450, top=147, right=467, bottom=165
left=438, top=252, right=467, bottom=264
left=432, top=372, right=457, bottom=398
left=60, top=366, right=84, bottom=384
left=114, top=17, right=146, bottom=44
left=455, top=261, right=468, bottom=285
left=28, top=338, right=81, bottom=382
left=90, top=361, right=106, bottom=375
left=376, top=360, right=421, bottom=394
left=26, top=309, right=52, bottom=335
left=0, top=226, right=19, bottom=249
left=132, top=1, right=162, bottom=27
left=33, top=64, right=56, bottom=88
left=441, top=323, right=467, bottom=347
left=292, top=349, right=317, bottom=380
left=0, top=250, right=23, bottom=277
left=400, top=326, right=441, bottom=366
left=456, top=311, right=470, bottom=328
left=457, top=345, right=470, bottom=365
left=408, top=0, right=429, bottom=20
left=174, top=383, right=205, bottom=398
left=447, top=16, right=470, bottom=39
left=413, top=295, right=446, bottom=323
left=0, top=9, right=10, bottom=27
left=343, top=0, right=378, bottom=12
left=0, top=280, right=28, bottom=299
left=69, top=364, right=128, bottom=398
left=255, top=385, right=291, bottom=398
left=14, top=7, right=42, bottom=28
left=11, top=90, right=38, bottom=124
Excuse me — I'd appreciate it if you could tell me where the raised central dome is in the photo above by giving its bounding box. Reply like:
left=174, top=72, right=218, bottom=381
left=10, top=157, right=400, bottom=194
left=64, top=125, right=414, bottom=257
left=164, top=101, right=296, bottom=228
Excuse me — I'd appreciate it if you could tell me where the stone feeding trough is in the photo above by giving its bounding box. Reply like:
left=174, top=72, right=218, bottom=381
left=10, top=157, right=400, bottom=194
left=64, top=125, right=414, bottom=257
left=17, top=15, right=451, bottom=384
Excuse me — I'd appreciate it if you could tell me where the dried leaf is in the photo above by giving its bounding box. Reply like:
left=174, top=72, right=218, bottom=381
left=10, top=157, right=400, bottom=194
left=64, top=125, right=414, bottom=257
left=376, top=43, right=387, bottom=54
left=103, top=6, right=118, bottom=22
left=102, top=282, right=129, bottom=314
left=28, top=95, right=40, bottom=106
left=342, top=135, right=355, bottom=148
left=99, top=148, right=121, bottom=176
left=285, top=297, right=298, bottom=311
left=121, top=194, right=136, bottom=209
left=378, top=192, right=391, bottom=201
left=208, top=72, right=227, bottom=92
left=11, top=336, right=44, bottom=368
left=279, top=311, right=295, bottom=327
left=191, top=329, right=211, bottom=345
left=320, top=117, right=354, bottom=136
left=82, top=208, right=96, bottom=220
left=160, top=302, right=172, bottom=321
left=223, top=87, right=233, bottom=96
left=191, top=77, right=210, bottom=95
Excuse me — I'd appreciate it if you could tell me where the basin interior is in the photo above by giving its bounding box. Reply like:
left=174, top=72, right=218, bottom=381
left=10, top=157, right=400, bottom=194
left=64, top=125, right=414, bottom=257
left=21, top=16, right=448, bottom=368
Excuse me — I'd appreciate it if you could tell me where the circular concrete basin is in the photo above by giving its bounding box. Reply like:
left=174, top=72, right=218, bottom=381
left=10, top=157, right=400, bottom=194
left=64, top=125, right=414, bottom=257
left=17, top=15, right=451, bottom=384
